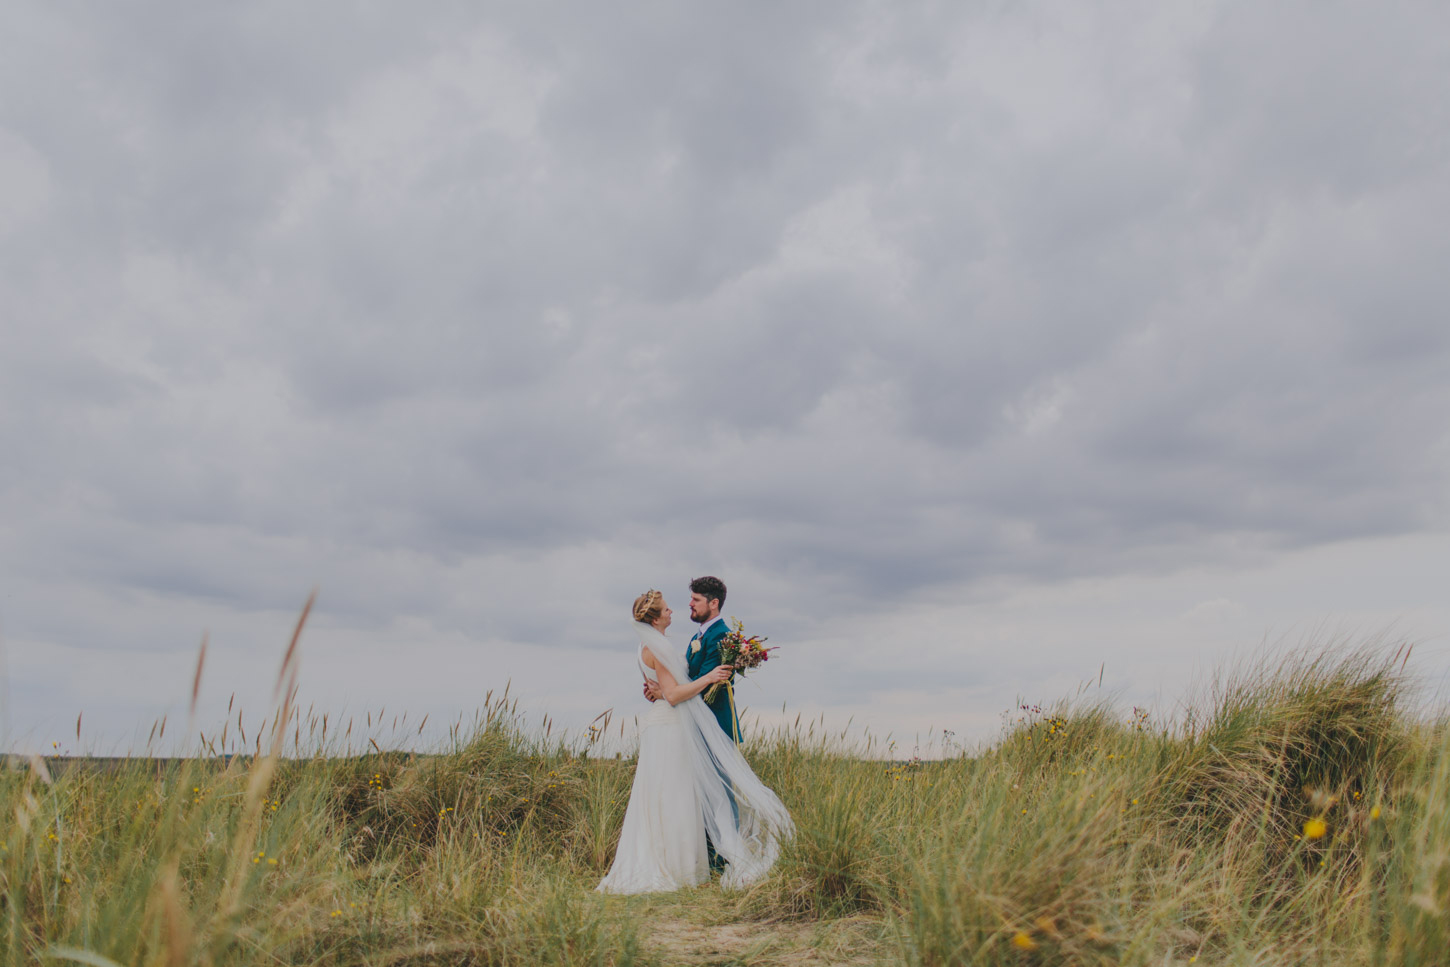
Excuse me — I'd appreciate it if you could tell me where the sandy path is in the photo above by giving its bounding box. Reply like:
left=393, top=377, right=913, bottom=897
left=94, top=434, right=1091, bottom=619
left=637, top=910, right=890, bottom=966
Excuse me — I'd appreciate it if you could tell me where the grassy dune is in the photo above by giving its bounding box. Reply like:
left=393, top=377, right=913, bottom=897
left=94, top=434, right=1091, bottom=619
left=4, top=643, right=1450, bottom=966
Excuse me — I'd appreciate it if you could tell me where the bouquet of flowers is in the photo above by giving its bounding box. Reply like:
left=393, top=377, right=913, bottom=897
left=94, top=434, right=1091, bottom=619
left=703, top=619, right=776, bottom=703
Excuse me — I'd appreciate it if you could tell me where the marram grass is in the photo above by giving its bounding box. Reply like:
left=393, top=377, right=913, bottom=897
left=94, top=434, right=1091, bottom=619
left=4, top=642, right=1450, bottom=966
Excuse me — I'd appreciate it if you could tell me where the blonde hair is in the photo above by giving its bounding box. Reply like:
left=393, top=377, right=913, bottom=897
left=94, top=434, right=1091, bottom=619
left=632, top=589, right=664, bottom=624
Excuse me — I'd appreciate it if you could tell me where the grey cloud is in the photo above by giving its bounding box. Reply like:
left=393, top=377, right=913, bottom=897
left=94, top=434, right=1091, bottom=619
left=1, top=1, right=1448, bottom=745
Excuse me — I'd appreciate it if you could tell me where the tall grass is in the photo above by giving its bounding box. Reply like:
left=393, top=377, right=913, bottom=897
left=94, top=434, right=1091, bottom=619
left=4, top=633, right=1449, bottom=966
left=890, top=645, right=1441, bottom=966
left=2, top=712, right=649, bottom=966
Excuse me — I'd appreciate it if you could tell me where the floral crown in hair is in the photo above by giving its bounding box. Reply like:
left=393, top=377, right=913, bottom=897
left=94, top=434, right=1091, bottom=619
left=635, top=589, right=663, bottom=619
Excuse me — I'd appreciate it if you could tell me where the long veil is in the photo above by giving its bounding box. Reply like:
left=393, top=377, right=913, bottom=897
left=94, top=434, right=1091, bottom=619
left=634, top=621, right=794, bottom=889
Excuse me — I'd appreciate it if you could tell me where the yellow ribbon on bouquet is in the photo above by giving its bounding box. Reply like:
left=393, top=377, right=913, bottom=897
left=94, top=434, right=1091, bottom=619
left=727, top=676, right=740, bottom=746
left=704, top=669, right=742, bottom=745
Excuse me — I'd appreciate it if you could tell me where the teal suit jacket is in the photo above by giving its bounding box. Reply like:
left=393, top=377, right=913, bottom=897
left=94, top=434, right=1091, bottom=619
left=687, top=619, right=741, bottom=741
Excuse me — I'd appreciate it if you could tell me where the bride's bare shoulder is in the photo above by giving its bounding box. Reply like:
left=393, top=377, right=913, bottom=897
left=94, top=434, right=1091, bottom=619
left=639, top=644, right=659, bottom=668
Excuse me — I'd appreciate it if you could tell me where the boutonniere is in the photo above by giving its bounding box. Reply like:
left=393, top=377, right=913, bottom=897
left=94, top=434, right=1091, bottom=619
left=690, top=638, right=701, bottom=654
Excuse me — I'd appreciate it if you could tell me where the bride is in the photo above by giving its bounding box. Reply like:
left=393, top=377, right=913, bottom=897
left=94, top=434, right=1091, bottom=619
left=597, top=590, right=794, bottom=894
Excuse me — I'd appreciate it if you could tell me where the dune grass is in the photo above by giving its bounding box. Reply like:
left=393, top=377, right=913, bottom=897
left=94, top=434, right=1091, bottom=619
left=4, top=637, right=1450, bottom=966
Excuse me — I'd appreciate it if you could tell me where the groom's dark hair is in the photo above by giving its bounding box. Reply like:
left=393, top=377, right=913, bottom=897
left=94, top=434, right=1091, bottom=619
left=689, top=575, right=727, bottom=609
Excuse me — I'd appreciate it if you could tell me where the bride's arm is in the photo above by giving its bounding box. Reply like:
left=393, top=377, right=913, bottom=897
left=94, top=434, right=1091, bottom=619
left=642, top=647, right=731, bottom=706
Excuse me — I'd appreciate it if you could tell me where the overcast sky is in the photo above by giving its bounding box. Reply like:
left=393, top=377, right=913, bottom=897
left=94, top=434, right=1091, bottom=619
left=3, top=1, right=1448, bottom=756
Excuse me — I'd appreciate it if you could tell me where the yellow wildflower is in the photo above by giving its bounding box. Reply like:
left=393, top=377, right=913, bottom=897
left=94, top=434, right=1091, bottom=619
left=1303, top=818, right=1328, bottom=840
left=1010, top=931, right=1037, bottom=951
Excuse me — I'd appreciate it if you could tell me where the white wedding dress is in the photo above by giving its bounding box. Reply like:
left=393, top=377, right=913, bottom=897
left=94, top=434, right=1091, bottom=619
left=596, top=622, right=794, bottom=894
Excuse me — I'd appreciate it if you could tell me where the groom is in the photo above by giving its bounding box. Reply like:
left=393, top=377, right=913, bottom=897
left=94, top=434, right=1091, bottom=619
left=642, top=575, right=740, bottom=741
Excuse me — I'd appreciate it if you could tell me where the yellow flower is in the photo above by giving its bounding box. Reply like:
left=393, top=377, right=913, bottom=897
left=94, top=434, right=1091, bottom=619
left=1303, top=818, right=1328, bottom=840
left=1010, top=931, right=1038, bottom=951
left=1370, top=805, right=1382, bottom=820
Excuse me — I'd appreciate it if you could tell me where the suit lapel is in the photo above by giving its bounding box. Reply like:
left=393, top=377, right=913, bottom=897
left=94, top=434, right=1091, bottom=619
left=687, top=630, right=702, bottom=676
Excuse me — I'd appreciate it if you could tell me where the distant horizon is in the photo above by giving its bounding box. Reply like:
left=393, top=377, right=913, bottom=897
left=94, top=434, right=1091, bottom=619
left=10, top=616, right=1447, bottom=762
